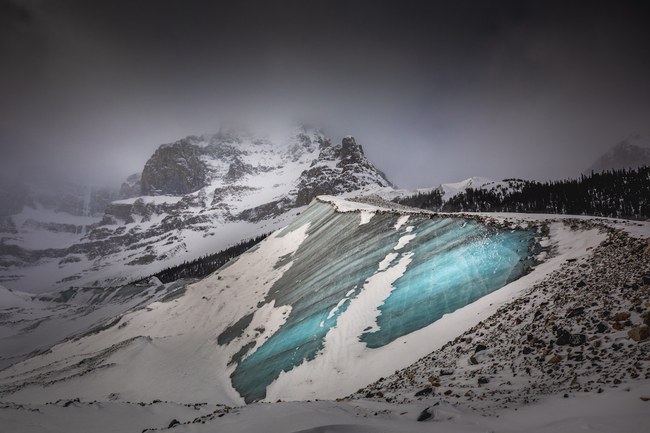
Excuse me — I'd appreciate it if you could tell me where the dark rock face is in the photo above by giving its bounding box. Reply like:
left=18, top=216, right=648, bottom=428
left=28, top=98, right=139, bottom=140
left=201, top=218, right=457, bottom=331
left=141, top=139, right=208, bottom=195
left=237, top=198, right=293, bottom=223
left=340, top=136, right=364, bottom=162
left=225, top=157, right=255, bottom=182
left=119, top=173, right=142, bottom=199
left=417, top=407, right=433, bottom=421
left=294, top=136, right=392, bottom=206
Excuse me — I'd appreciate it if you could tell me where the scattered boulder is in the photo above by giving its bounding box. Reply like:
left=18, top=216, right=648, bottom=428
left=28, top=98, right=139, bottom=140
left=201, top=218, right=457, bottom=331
left=556, top=329, right=572, bottom=345
left=417, top=407, right=432, bottom=422
left=556, top=329, right=586, bottom=346
left=614, top=311, right=631, bottom=322
left=62, top=398, right=80, bottom=408
left=415, top=387, right=433, bottom=397
left=474, top=344, right=487, bottom=353
left=628, top=325, right=649, bottom=342
left=567, top=307, right=585, bottom=318
left=641, top=311, right=650, bottom=327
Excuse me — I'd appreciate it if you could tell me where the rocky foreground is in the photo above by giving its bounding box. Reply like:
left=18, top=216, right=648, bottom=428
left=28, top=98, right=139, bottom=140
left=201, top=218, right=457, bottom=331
left=353, top=220, right=650, bottom=413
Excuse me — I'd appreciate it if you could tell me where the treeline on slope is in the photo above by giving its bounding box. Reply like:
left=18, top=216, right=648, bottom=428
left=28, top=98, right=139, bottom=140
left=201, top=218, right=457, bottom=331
left=145, top=233, right=270, bottom=283
left=396, top=166, right=650, bottom=219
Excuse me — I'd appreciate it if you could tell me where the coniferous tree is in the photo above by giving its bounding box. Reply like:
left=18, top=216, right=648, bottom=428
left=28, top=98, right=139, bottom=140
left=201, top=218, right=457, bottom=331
left=395, top=166, right=649, bottom=220
left=139, top=233, right=270, bottom=283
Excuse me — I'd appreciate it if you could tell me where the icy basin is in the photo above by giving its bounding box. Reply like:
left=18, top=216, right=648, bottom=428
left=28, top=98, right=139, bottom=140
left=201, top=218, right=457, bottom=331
left=229, top=202, right=537, bottom=402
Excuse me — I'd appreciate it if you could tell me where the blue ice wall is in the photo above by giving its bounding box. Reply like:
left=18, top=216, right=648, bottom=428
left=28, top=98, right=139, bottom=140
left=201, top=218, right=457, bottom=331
left=229, top=201, right=536, bottom=402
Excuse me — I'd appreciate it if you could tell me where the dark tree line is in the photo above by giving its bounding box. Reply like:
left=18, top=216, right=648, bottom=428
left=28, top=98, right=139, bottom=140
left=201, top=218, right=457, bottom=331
left=145, top=233, right=270, bottom=283
left=396, top=167, right=650, bottom=220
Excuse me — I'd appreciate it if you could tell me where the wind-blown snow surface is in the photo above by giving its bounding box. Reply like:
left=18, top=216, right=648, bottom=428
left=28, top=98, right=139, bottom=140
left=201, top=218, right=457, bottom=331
left=3, top=383, right=650, bottom=433
left=0, top=197, right=539, bottom=405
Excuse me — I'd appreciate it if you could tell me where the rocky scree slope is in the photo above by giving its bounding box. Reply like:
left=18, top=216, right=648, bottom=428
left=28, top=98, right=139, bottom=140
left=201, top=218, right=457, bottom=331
left=353, top=221, right=650, bottom=412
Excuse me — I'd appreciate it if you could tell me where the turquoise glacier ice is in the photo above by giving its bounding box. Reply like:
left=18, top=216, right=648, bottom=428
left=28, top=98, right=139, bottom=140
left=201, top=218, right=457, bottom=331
left=228, top=200, right=537, bottom=402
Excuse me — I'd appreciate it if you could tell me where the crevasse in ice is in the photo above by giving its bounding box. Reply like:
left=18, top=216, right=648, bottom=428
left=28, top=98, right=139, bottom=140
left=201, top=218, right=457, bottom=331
left=230, top=201, right=536, bottom=402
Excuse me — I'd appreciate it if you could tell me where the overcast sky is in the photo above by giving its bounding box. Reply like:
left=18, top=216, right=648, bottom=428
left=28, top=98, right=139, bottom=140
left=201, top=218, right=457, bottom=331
left=1, top=0, right=649, bottom=188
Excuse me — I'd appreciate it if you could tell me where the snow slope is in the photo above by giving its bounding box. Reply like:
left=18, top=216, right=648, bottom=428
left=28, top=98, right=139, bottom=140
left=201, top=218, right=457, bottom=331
left=2, top=383, right=650, bottom=433
left=0, top=196, right=620, bottom=408
left=0, top=278, right=195, bottom=370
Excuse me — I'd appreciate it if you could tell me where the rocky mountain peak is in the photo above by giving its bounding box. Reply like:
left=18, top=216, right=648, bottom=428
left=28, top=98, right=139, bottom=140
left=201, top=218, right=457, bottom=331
left=140, top=138, right=208, bottom=195
left=294, top=135, right=392, bottom=206
left=340, top=136, right=364, bottom=161
left=587, top=135, right=650, bottom=173
left=0, top=126, right=394, bottom=290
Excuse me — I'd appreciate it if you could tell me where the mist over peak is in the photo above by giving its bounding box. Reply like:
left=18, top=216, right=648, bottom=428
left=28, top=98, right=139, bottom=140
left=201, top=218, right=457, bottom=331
left=1, top=0, right=649, bottom=189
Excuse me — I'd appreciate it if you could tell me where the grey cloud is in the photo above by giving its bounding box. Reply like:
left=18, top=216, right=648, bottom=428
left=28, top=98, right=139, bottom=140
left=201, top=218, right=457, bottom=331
left=1, top=0, right=649, bottom=188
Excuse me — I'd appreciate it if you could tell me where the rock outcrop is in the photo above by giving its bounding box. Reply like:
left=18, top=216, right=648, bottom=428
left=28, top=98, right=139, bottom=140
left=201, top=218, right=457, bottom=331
left=140, top=137, right=208, bottom=195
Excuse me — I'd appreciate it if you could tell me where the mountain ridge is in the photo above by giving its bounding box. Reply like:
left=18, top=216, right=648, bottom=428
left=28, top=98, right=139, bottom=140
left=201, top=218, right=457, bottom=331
left=0, top=126, right=393, bottom=292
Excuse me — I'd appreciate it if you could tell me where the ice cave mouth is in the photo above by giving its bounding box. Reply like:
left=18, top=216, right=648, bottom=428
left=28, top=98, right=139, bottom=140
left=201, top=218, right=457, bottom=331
left=229, top=201, right=539, bottom=403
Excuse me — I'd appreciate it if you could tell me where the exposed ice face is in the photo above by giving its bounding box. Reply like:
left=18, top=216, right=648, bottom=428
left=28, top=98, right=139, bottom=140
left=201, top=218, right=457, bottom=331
left=230, top=202, right=536, bottom=402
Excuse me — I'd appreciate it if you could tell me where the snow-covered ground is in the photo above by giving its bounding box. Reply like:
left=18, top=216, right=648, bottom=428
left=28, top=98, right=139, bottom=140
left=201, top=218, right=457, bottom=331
left=1, top=381, right=649, bottom=433
left=1, top=196, right=648, bottom=432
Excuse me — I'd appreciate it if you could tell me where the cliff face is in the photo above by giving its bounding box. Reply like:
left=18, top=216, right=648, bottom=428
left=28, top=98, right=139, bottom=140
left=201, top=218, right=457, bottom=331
left=295, top=136, right=392, bottom=206
left=140, top=138, right=208, bottom=195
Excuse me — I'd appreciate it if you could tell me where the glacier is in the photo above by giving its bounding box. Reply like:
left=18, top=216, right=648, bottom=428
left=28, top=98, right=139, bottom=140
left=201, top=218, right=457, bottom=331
left=229, top=199, right=536, bottom=402
left=0, top=197, right=538, bottom=405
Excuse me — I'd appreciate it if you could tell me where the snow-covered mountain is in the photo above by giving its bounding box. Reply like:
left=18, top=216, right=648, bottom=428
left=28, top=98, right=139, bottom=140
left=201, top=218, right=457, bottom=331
left=437, top=177, right=526, bottom=201
left=0, top=175, right=122, bottom=253
left=587, top=135, right=650, bottom=173
left=0, top=126, right=392, bottom=292
left=385, top=176, right=527, bottom=205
